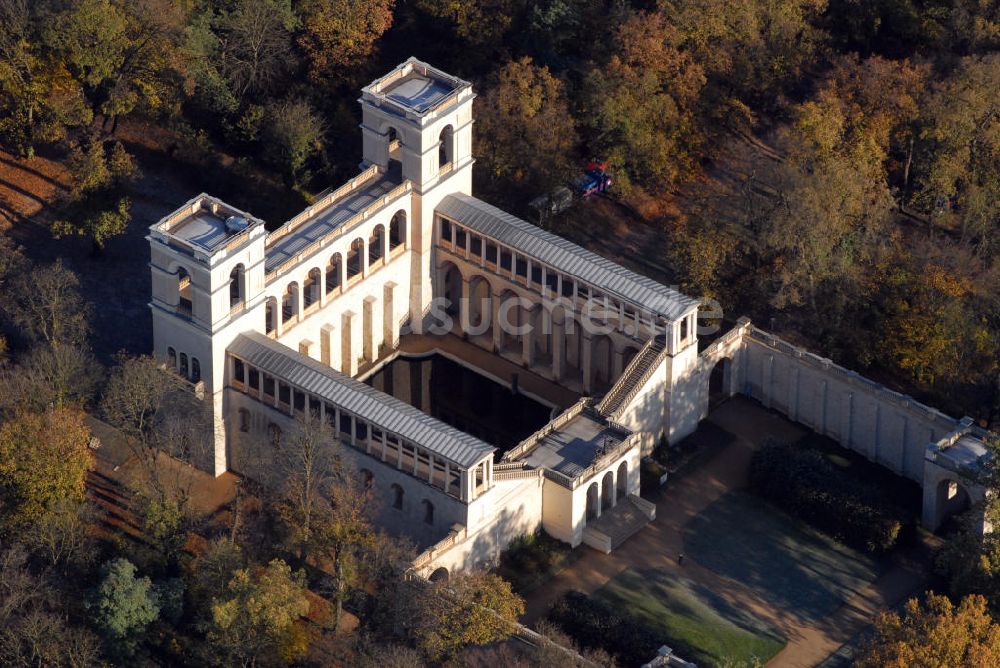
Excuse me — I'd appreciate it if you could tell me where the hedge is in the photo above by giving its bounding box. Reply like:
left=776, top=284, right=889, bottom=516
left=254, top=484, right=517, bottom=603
left=748, top=442, right=904, bottom=553
left=548, top=591, right=675, bottom=666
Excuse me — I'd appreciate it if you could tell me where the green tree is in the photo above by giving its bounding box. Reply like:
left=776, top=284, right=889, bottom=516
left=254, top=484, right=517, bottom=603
left=262, top=99, right=324, bottom=186
left=856, top=592, right=1000, bottom=667
left=584, top=10, right=706, bottom=196
left=51, top=139, right=135, bottom=253
left=415, top=0, right=523, bottom=50
left=475, top=57, right=579, bottom=199
left=88, top=558, right=160, bottom=658
left=0, top=407, right=93, bottom=534
left=207, top=559, right=311, bottom=667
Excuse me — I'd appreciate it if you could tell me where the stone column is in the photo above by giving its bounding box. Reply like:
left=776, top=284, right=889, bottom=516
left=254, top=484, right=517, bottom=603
left=491, top=290, right=503, bottom=352
left=296, top=281, right=305, bottom=322
left=383, top=282, right=398, bottom=349
left=363, top=296, right=377, bottom=362
left=361, top=239, right=370, bottom=279
left=458, top=277, right=471, bottom=336
left=341, top=311, right=358, bottom=376
left=581, top=332, right=594, bottom=393
left=612, top=347, right=624, bottom=378
left=552, top=314, right=565, bottom=381
left=420, top=359, right=432, bottom=414
left=522, top=317, right=535, bottom=367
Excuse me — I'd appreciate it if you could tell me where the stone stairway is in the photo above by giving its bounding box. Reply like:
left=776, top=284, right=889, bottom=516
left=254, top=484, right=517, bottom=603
left=582, top=496, right=655, bottom=553
left=596, top=335, right=666, bottom=417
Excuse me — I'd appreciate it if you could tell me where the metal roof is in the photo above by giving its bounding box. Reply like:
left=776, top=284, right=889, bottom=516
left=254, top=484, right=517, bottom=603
left=228, top=332, right=495, bottom=469
left=436, top=194, right=701, bottom=321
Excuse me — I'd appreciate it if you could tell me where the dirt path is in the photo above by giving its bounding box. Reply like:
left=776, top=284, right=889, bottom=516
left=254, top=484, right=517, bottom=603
left=521, top=398, right=935, bottom=667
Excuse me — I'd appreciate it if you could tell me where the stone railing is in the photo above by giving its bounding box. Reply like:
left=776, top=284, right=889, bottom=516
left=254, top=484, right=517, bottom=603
left=411, top=523, right=467, bottom=571
left=545, top=431, right=647, bottom=490
left=494, top=467, right=543, bottom=482
left=264, top=180, right=412, bottom=283
left=642, top=646, right=698, bottom=668
left=699, top=316, right=751, bottom=360
left=598, top=336, right=667, bottom=420
left=501, top=397, right=591, bottom=462
left=267, top=165, right=380, bottom=245
left=628, top=493, right=657, bottom=520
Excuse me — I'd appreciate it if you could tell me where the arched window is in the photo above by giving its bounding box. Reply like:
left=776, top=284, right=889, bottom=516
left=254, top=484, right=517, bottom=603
left=369, top=225, right=384, bottom=265
left=361, top=469, right=373, bottom=490
left=389, top=211, right=405, bottom=250
left=391, top=484, right=404, bottom=510
left=438, top=125, right=454, bottom=168
left=325, top=254, right=342, bottom=294
left=179, top=353, right=188, bottom=378
left=191, top=357, right=201, bottom=383
left=177, top=267, right=193, bottom=315
left=304, top=268, right=321, bottom=309
left=265, top=297, right=277, bottom=334
left=167, top=347, right=177, bottom=370
left=422, top=499, right=434, bottom=525
left=268, top=422, right=282, bottom=448
left=282, top=282, right=298, bottom=324
left=229, top=264, right=245, bottom=309
left=239, top=408, right=250, bottom=432
left=387, top=127, right=398, bottom=143
left=347, top=238, right=364, bottom=279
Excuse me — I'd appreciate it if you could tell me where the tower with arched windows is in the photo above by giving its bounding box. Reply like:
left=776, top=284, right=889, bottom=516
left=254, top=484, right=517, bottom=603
left=359, top=58, right=476, bottom=322
left=147, top=196, right=269, bottom=473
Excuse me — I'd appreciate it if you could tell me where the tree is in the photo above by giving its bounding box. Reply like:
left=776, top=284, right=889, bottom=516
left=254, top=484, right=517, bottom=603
left=298, top=0, right=395, bottom=84
left=215, top=0, right=297, bottom=104
left=88, top=558, right=160, bottom=658
left=475, top=57, right=579, bottom=199
left=0, top=407, right=93, bottom=534
left=101, top=354, right=211, bottom=500
left=51, top=139, right=134, bottom=253
left=0, top=343, right=103, bottom=413
left=24, top=497, right=97, bottom=572
left=9, top=259, right=91, bottom=350
left=188, top=538, right=245, bottom=623
left=415, top=0, right=523, bottom=50
left=207, top=559, right=310, bottom=667
left=856, top=592, right=1000, bottom=667
left=401, top=571, right=525, bottom=661
left=262, top=99, right=324, bottom=186
left=584, top=10, right=706, bottom=196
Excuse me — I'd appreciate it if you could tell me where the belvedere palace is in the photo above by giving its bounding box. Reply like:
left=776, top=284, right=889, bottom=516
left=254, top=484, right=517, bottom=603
left=148, top=59, right=992, bottom=578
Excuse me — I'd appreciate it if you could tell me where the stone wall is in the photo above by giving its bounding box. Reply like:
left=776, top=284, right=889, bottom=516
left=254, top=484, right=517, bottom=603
left=739, top=327, right=960, bottom=483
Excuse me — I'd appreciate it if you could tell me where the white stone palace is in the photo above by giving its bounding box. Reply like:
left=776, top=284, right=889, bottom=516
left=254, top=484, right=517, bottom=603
left=148, top=59, right=992, bottom=578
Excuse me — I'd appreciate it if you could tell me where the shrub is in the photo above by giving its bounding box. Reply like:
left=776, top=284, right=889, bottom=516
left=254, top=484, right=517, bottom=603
left=548, top=591, right=669, bottom=666
left=749, top=441, right=904, bottom=552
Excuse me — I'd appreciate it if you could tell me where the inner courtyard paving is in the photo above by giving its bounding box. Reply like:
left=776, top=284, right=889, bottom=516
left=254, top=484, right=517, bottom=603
left=521, top=397, right=938, bottom=668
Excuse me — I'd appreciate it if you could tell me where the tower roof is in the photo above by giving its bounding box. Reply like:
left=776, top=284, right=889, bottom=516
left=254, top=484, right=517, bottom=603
left=361, top=57, right=471, bottom=120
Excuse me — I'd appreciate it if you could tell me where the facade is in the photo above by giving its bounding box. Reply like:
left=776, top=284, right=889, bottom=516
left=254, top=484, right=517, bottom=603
left=148, top=59, right=992, bottom=577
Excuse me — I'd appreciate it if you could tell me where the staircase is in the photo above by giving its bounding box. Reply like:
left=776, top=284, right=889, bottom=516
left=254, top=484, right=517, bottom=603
left=596, top=335, right=666, bottom=418
left=582, top=495, right=655, bottom=553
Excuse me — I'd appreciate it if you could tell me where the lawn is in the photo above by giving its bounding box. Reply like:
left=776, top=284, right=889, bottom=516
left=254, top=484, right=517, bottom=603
left=594, top=567, right=786, bottom=667
left=683, top=491, right=884, bottom=623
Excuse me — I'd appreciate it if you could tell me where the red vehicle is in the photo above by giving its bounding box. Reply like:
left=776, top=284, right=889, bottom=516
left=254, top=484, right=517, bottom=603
left=572, top=160, right=613, bottom=198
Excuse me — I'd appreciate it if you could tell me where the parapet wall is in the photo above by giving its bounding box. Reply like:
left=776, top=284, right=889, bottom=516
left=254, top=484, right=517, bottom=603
left=740, top=327, right=960, bottom=482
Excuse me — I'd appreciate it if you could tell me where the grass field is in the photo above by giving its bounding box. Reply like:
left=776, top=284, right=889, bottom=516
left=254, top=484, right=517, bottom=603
left=595, top=567, right=786, bottom=667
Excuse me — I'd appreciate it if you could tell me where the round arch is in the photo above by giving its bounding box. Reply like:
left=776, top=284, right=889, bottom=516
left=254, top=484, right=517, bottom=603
left=390, top=210, right=407, bottom=250
left=602, top=470, right=615, bottom=510
left=439, top=261, right=463, bottom=317
left=282, top=282, right=298, bottom=324
left=586, top=482, right=600, bottom=522
left=438, top=124, right=454, bottom=168
left=303, top=268, right=322, bottom=309
left=347, top=238, right=365, bottom=279
left=265, top=296, right=278, bottom=334
left=429, top=567, right=449, bottom=583
left=229, top=263, right=245, bottom=308
left=326, top=253, right=342, bottom=294
left=709, top=356, right=733, bottom=404
left=616, top=460, right=628, bottom=501
left=592, top=335, right=614, bottom=391
left=467, top=274, right=492, bottom=334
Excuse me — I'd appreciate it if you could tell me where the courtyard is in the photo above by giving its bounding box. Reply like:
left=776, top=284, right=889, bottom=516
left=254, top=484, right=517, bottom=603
left=523, top=397, right=936, bottom=667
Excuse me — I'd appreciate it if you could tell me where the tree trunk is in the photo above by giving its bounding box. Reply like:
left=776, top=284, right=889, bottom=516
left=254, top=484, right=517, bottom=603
left=334, top=553, right=344, bottom=631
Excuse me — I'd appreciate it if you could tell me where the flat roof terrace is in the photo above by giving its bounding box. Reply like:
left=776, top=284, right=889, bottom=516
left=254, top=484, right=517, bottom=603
left=264, top=165, right=405, bottom=277
left=523, top=412, right=627, bottom=479
left=150, top=194, right=264, bottom=258
left=362, top=57, right=471, bottom=118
